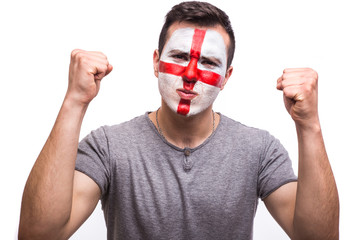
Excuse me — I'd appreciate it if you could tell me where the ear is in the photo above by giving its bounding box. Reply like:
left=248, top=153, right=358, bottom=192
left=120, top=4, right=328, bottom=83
left=220, top=66, right=233, bottom=90
left=153, top=49, right=160, bottom=78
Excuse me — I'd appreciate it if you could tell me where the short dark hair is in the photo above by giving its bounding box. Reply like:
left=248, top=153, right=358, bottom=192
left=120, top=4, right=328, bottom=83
left=158, top=1, right=235, bottom=69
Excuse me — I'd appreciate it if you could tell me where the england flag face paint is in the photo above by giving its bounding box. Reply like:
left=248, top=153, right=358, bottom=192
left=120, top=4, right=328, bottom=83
left=158, top=27, right=228, bottom=116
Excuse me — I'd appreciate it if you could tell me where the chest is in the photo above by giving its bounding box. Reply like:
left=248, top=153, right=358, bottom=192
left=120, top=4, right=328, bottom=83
left=110, top=146, right=260, bottom=219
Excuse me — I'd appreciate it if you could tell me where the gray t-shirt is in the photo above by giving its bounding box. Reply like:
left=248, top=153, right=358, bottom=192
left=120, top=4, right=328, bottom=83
left=76, top=113, right=297, bottom=240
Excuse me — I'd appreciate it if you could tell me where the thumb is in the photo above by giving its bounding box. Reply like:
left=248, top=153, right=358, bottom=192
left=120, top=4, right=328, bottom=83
left=105, top=64, right=113, bottom=76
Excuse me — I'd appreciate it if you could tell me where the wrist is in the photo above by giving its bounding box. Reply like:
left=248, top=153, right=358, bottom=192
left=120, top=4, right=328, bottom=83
left=63, top=92, right=90, bottom=110
left=295, top=120, right=322, bottom=140
left=62, top=94, right=89, bottom=119
left=294, top=114, right=321, bottom=132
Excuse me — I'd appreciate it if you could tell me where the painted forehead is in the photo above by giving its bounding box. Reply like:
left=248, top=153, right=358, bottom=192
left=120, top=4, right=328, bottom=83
left=162, top=27, right=227, bottom=62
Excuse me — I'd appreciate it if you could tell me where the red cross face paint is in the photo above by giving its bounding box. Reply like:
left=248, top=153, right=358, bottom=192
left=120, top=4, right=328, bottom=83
left=158, top=27, right=227, bottom=116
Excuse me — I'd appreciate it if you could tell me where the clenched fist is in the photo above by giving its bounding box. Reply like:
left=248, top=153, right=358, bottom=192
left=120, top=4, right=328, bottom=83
left=277, top=68, right=319, bottom=129
left=66, top=49, right=113, bottom=106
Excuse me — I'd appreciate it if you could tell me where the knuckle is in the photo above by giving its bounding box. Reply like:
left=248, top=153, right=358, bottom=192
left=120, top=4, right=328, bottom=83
left=313, top=71, right=319, bottom=80
left=308, top=75, right=318, bottom=86
left=101, top=54, right=109, bottom=62
left=282, top=87, right=291, bottom=96
left=304, top=84, right=312, bottom=93
left=71, top=49, right=82, bottom=59
left=75, top=56, right=87, bottom=67
left=98, top=65, right=106, bottom=73
left=102, top=65, right=109, bottom=73
left=308, top=68, right=318, bottom=78
left=71, top=50, right=90, bottom=64
left=311, top=76, right=318, bottom=85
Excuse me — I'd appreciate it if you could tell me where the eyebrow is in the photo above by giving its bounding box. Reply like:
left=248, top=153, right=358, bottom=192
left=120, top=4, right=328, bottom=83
left=168, top=49, right=222, bottom=65
left=168, top=49, right=188, bottom=55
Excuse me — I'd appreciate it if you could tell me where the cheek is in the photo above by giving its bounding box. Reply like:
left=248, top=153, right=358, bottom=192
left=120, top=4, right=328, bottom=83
left=159, top=73, right=182, bottom=87
left=186, top=82, right=220, bottom=115
left=193, top=82, right=220, bottom=103
left=158, top=74, right=182, bottom=100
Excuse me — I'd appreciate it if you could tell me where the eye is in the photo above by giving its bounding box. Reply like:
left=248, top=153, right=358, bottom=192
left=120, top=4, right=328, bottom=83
left=171, top=53, right=188, bottom=61
left=201, top=59, right=219, bottom=68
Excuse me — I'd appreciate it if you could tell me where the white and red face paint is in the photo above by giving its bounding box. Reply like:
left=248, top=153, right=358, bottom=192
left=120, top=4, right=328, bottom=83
left=158, top=27, right=227, bottom=116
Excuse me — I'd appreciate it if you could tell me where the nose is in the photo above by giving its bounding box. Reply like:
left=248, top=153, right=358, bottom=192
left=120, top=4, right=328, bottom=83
left=183, top=58, right=198, bottom=83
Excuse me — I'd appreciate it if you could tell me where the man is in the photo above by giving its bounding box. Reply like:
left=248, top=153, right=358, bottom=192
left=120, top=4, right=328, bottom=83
left=19, top=1, right=339, bottom=239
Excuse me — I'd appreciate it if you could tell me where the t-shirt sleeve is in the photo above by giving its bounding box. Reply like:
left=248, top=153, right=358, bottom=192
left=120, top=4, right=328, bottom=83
left=258, top=132, right=297, bottom=200
left=75, top=127, right=110, bottom=197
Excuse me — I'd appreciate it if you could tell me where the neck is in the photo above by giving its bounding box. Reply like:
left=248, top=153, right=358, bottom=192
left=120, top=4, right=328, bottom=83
left=150, top=101, right=218, bottom=149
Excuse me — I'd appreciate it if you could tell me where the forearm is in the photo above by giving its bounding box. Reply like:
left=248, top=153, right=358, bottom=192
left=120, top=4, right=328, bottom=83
left=293, top=123, right=339, bottom=240
left=19, top=98, right=88, bottom=238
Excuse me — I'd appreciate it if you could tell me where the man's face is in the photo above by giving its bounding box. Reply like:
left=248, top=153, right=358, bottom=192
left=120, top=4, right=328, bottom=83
left=155, top=22, right=232, bottom=116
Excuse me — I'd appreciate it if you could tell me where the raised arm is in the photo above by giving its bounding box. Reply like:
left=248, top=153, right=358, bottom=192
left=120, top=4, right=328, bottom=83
left=265, top=68, right=339, bottom=240
left=19, top=50, right=112, bottom=239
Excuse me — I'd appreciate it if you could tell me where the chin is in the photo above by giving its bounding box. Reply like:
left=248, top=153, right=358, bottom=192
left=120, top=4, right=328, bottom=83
left=184, top=105, right=208, bottom=117
left=176, top=101, right=214, bottom=117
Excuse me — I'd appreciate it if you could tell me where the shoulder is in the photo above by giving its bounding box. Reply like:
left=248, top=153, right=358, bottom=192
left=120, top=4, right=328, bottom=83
left=99, top=113, right=150, bottom=135
left=88, top=113, right=156, bottom=145
left=219, top=114, right=272, bottom=143
left=217, top=114, right=285, bottom=158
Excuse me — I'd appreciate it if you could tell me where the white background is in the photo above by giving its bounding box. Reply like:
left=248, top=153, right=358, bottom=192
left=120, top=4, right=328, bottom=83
left=1, top=0, right=359, bottom=239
